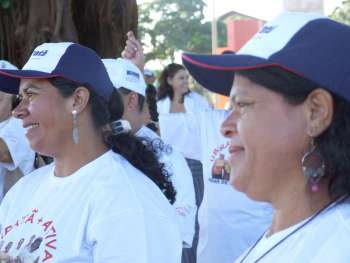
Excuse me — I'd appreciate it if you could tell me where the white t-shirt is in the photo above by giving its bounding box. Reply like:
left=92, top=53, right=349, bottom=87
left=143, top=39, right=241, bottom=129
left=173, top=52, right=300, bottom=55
left=235, top=196, right=350, bottom=263
left=0, top=150, right=182, bottom=262
left=158, top=110, right=202, bottom=160
left=159, top=109, right=273, bottom=263
left=157, top=91, right=211, bottom=115
left=157, top=92, right=210, bottom=160
left=136, top=126, right=196, bottom=247
left=0, top=117, right=35, bottom=200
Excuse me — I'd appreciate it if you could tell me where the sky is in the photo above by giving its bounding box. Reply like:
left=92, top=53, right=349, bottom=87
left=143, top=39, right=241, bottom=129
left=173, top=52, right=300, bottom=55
left=137, top=0, right=344, bottom=21
left=136, top=0, right=345, bottom=68
left=204, top=0, right=343, bottom=20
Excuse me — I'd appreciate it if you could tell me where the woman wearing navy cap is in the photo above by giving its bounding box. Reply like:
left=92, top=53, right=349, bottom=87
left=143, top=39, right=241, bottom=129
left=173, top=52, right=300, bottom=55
left=0, top=43, right=182, bottom=262
left=182, top=12, right=350, bottom=262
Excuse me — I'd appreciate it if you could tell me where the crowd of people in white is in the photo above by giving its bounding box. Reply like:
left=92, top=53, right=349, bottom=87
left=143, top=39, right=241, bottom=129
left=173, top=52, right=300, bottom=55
left=0, top=11, right=349, bottom=263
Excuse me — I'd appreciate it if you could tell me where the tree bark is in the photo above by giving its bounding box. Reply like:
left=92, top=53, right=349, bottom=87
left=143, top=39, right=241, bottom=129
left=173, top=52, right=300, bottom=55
left=0, top=0, right=138, bottom=67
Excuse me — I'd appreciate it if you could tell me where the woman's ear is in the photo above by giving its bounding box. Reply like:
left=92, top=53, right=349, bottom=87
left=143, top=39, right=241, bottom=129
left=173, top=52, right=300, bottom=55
left=70, top=86, right=90, bottom=113
left=305, top=88, right=333, bottom=137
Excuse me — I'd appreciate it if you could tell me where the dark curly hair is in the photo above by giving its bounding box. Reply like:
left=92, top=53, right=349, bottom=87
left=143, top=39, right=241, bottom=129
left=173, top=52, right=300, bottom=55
left=157, top=63, right=186, bottom=101
left=49, top=78, right=176, bottom=204
left=145, top=84, right=159, bottom=132
left=237, top=66, right=350, bottom=199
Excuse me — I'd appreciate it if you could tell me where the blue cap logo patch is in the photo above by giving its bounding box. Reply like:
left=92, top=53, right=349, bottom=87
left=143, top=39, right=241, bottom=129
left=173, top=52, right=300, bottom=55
left=259, top=25, right=278, bottom=34
left=32, top=50, right=48, bottom=56
left=126, top=70, right=140, bottom=83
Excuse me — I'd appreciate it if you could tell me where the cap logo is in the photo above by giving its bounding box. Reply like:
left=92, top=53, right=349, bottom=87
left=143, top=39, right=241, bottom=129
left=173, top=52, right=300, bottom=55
left=32, top=50, right=48, bottom=56
left=259, top=25, right=278, bottom=34
left=126, top=70, right=140, bottom=83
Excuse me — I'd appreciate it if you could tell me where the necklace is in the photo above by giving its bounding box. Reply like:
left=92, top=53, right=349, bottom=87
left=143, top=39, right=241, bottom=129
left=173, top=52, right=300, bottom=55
left=239, top=195, right=349, bottom=263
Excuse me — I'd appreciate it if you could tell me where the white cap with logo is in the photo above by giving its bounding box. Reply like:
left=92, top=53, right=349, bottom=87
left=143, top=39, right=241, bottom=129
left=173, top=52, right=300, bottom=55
left=0, top=60, right=18, bottom=70
left=102, top=58, right=147, bottom=96
left=144, top=68, right=154, bottom=77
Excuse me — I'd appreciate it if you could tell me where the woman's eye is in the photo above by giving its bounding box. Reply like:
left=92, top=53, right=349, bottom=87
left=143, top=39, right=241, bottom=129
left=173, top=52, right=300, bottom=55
left=233, top=101, right=253, bottom=115
left=26, top=92, right=34, bottom=99
left=236, top=102, right=250, bottom=108
left=20, top=91, right=35, bottom=102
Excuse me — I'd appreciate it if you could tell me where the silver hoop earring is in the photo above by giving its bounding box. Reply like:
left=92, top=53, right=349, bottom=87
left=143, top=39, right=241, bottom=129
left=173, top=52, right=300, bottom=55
left=72, top=110, right=79, bottom=144
left=301, top=140, right=325, bottom=193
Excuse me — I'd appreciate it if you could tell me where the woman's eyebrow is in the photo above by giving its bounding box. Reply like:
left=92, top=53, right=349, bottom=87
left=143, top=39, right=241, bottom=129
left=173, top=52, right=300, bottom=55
left=21, top=83, right=41, bottom=94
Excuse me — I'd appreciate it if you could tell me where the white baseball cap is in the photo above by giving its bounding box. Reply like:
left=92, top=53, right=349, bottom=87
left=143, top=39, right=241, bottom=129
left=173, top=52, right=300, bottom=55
left=182, top=12, right=350, bottom=101
left=0, top=60, right=18, bottom=70
left=144, top=68, right=154, bottom=77
left=0, top=43, right=114, bottom=100
left=102, top=58, right=146, bottom=96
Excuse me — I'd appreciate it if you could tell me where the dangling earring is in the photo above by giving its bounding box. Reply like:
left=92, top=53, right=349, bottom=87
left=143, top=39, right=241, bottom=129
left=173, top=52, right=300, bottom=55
left=301, top=139, right=325, bottom=193
left=72, top=110, right=79, bottom=144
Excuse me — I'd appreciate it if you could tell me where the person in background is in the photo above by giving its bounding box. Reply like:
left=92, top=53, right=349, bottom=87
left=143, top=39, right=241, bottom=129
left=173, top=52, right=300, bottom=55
left=103, top=57, right=196, bottom=262
left=0, top=43, right=182, bottom=262
left=144, top=69, right=156, bottom=86
left=158, top=94, right=272, bottom=263
left=143, top=68, right=159, bottom=132
left=156, top=64, right=210, bottom=233
left=0, top=60, right=35, bottom=201
left=157, top=63, right=210, bottom=114
left=145, top=83, right=159, bottom=133
left=183, top=12, right=350, bottom=262
left=123, top=32, right=272, bottom=263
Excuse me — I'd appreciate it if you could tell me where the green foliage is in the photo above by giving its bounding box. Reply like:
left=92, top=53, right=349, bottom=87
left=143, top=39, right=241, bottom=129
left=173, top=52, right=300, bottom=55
left=0, top=0, right=11, bottom=9
left=330, top=0, right=350, bottom=25
left=139, top=0, right=226, bottom=62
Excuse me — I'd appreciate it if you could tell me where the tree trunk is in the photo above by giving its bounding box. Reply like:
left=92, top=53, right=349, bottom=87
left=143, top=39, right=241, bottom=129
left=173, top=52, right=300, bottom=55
left=0, top=0, right=138, bottom=67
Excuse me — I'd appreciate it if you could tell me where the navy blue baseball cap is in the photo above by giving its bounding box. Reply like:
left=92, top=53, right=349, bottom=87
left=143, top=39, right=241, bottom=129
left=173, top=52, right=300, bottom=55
left=0, top=42, right=114, bottom=100
left=182, top=12, right=350, bottom=101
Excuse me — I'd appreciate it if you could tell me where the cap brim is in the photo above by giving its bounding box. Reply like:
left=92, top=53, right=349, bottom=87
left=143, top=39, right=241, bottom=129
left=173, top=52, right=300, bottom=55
left=182, top=53, right=277, bottom=96
left=0, top=70, right=58, bottom=94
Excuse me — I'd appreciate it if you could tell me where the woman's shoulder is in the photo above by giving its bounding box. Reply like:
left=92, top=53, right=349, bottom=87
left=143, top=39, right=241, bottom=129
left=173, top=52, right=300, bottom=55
left=93, top=152, right=176, bottom=216
left=188, top=91, right=206, bottom=101
left=157, top=96, right=169, bottom=104
left=310, top=196, right=350, bottom=242
left=186, top=91, right=210, bottom=109
left=15, top=163, right=53, bottom=185
left=157, top=97, right=171, bottom=114
left=97, top=152, right=165, bottom=196
left=334, top=197, right=350, bottom=232
left=1, top=164, right=54, bottom=206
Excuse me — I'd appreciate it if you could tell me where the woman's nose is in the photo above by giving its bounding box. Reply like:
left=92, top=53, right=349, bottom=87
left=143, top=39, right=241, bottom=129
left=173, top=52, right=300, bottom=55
left=12, top=99, right=28, bottom=119
left=220, top=111, right=238, bottom=138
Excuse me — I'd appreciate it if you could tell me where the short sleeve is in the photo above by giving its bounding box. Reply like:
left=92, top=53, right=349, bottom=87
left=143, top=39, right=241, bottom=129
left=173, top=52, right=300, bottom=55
left=0, top=118, right=35, bottom=174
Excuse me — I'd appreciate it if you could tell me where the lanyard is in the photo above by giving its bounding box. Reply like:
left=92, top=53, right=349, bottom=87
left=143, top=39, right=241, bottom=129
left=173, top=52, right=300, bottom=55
left=239, top=195, right=349, bottom=263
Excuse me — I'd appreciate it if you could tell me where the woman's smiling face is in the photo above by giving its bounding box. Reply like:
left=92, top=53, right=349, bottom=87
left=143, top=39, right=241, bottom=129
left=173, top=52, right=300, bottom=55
left=221, top=74, right=309, bottom=201
left=13, top=79, right=73, bottom=157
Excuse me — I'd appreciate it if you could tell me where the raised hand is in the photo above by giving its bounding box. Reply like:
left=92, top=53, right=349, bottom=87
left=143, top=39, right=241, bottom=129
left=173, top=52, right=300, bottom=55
left=121, top=31, right=145, bottom=71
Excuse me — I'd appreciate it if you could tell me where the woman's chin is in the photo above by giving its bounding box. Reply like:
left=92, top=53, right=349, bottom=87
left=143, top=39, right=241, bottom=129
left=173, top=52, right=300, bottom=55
left=30, top=143, right=52, bottom=158
left=230, top=170, right=246, bottom=192
left=230, top=171, right=266, bottom=201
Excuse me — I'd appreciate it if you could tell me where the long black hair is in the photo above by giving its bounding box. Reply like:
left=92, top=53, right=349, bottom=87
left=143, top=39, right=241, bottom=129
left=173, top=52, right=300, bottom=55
left=145, top=84, right=159, bottom=133
left=157, top=63, right=186, bottom=101
left=237, top=67, right=350, bottom=199
left=49, top=78, right=176, bottom=204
